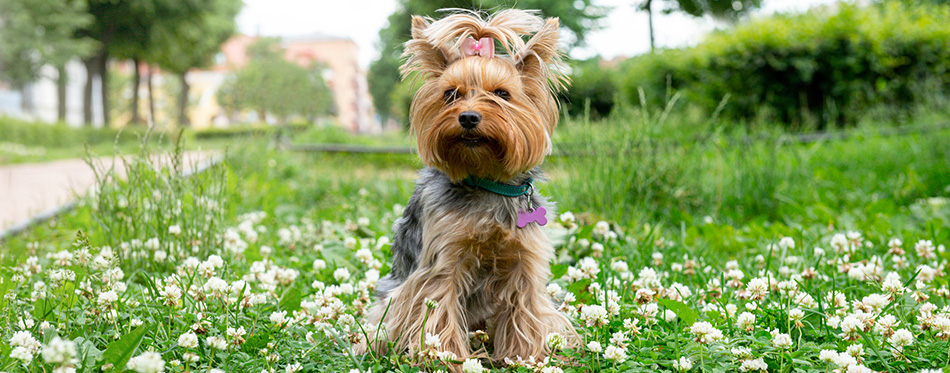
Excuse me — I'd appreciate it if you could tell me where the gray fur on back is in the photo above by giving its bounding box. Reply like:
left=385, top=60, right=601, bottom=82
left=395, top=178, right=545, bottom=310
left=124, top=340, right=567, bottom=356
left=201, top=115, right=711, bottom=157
left=375, top=167, right=552, bottom=299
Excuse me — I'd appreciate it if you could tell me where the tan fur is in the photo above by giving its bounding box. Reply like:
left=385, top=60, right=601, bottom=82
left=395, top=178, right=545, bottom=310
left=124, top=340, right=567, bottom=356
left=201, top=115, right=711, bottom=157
left=358, top=9, right=577, bottom=370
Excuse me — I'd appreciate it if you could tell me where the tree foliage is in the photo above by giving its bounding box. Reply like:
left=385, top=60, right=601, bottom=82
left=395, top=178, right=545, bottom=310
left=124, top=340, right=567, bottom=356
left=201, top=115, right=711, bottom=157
left=368, top=0, right=607, bottom=122
left=217, top=38, right=334, bottom=123
left=638, top=0, right=762, bottom=51
left=79, top=0, right=240, bottom=125
left=0, top=0, right=94, bottom=88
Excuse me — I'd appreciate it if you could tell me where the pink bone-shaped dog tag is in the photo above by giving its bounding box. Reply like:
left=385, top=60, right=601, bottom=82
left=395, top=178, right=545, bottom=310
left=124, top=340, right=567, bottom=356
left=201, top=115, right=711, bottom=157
left=517, top=206, right=547, bottom=228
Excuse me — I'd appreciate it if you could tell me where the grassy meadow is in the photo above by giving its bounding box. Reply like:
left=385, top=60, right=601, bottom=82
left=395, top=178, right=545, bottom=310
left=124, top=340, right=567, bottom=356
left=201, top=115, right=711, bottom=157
left=0, top=99, right=948, bottom=373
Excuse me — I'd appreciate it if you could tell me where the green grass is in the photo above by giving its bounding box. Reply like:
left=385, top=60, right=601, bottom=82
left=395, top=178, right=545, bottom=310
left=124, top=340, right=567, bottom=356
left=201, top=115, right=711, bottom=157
left=0, top=108, right=948, bottom=372
left=0, top=116, right=255, bottom=165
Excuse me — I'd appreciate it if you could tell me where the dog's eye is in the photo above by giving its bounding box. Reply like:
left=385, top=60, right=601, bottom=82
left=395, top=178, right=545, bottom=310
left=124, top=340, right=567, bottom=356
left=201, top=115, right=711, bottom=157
left=493, top=89, right=511, bottom=101
left=443, top=89, right=461, bottom=104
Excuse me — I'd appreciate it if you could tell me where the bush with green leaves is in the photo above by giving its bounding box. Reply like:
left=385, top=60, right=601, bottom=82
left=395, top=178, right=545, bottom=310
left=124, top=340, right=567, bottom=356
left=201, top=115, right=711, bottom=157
left=622, top=1, right=950, bottom=128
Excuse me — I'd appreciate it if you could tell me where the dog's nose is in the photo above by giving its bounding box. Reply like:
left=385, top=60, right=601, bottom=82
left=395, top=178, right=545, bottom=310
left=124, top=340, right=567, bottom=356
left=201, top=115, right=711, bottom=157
left=458, top=111, right=481, bottom=129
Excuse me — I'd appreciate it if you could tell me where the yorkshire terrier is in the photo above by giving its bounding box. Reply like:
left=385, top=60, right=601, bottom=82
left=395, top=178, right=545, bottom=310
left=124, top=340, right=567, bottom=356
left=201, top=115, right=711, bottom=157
left=359, top=9, right=576, bottom=367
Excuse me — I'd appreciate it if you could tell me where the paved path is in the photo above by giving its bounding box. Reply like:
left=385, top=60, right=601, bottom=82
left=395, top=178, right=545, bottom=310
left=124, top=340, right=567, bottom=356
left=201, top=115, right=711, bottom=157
left=0, top=152, right=216, bottom=234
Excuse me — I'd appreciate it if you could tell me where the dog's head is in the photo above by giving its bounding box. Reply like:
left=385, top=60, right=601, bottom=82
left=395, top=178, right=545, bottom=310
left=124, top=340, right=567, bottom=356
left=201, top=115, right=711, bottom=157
left=401, top=9, right=568, bottom=182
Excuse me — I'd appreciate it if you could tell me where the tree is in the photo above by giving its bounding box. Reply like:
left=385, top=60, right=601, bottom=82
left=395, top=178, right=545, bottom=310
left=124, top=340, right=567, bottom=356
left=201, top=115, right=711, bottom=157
left=217, top=38, right=333, bottom=124
left=79, top=0, right=239, bottom=126
left=149, top=0, right=241, bottom=126
left=638, top=0, right=762, bottom=52
left=0, top=0, right=94, bottom=121
left=368, top=0, right=607, bottom=123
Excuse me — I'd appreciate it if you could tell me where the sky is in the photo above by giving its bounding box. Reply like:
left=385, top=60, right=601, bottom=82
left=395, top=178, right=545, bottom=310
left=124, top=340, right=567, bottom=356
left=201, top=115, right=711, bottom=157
left=236, top=0, right=842, bottom=69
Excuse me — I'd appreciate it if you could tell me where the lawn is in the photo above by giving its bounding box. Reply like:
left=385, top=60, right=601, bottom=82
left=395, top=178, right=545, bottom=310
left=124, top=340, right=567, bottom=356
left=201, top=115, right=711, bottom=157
left=0, top=111, right=948, bottom=373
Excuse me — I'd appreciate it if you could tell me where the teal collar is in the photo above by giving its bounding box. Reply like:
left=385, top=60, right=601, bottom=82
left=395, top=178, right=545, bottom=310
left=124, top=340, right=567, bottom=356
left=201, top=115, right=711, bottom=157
left=462, top=176, right=534, bottom=197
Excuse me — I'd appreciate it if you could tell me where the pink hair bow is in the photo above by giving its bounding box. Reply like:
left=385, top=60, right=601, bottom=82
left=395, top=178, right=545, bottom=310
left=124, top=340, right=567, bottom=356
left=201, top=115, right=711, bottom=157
left=460, top=37, right=494, bottom=58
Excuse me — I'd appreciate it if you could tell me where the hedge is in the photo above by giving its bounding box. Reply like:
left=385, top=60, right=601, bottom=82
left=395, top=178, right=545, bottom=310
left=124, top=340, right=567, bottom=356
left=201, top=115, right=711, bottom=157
left=621, top=1, right=950, bottom=128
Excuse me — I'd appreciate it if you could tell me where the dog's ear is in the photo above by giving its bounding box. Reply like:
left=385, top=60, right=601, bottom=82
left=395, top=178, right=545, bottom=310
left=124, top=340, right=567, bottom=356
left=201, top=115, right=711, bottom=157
left=514, top=18, right=568, bottom=93
left=401, top=16, right=458, bottom=79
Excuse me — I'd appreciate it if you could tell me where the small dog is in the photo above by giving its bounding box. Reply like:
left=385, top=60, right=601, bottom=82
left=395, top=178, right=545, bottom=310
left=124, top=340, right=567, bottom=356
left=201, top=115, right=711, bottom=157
left=360, top=9, right=576, bottom=366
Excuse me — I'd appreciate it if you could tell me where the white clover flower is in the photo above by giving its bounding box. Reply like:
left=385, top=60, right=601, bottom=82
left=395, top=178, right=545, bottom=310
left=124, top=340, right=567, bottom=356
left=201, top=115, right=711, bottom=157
left=673, top=356, right=693, bottom=371
left=10, top=346, right=34, bottom=364
left=746, top=278, right=769, bottom=299
left=41, top=336, right=76, bottom=365
left=203, top=277, right=228, bottom=296
left=737, top=312, right=756, bottom=332
left=818, top=349, right=838, bottom=362
left=461, top=358, right=485, bottom=373
left=591, top=242, right=605, bottom=256
left=882, top=272, right=905, bottom=295
left=177, top=332, right=198, bottom=349
left=772, top=333, right=793, bottom=349
left=610, top=260, right=629, bottom=274
left=739, top=357, right=767, bottom=372
left=259, top=245, right=273, bottom=257
left=663, top=310, right=677, bottom=322
left=270, top=311, right=288, bottom=326
left=333, top=268, right=351, bottom=282
left=846, top=343, right=864, bottom=359
left=168, top=225, right=181, bottom=236
left=355, top=248, right=374, bottom=264
left=182, top=352, right=199, bottom=363
left=285, top=363, right=302, bottom=373
left=779, top=237, right=795, bottom=250
left=731, top=347, right=752, bottom=358
left=97, top=290, right=119, bottom=305
left=788, top=308, right=805, bottom=322
left=839, top=316, right=864, bottom=340
left=580, top=304, right=609, bottom=327
left=587, top=341, right=603, bottom=353
left=831, top=233, right=849, bottom=254
left=593, top=221, right=611, bottom=237
left=436, top=350, right=457, bottom=362
left=424, top=333, right=441, bottom=349
left=890, top=329, right=914, bottom=347
left=578, top=257, right=600, bottom=278
left=915, top=240, right=936, bottom=260
left=206, top=336, right=227, bottom=350
left=795, top=292, right=817, bottom=308
left=546, top=332, right=564, bottom=350
left=603, top=345, right=627, bottom=363
left=690, top=322, right=723, bottom=343
left=540, top=367, right=564, bottom=373
left=126, top=351, right=165, bottom=373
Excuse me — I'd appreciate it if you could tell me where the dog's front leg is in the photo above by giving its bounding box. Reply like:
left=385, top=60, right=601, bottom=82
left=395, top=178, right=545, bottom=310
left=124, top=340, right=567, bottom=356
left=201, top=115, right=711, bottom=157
left=491, top=231, right=577, bottom=363
left=369, top=255, right=472, bottom=364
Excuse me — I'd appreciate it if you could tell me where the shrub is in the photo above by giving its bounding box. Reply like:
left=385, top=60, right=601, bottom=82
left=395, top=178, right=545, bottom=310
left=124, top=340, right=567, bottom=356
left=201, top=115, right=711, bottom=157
left=559, top=58, right=621, bottom=119
left=622, top=1, right=950, bottom=129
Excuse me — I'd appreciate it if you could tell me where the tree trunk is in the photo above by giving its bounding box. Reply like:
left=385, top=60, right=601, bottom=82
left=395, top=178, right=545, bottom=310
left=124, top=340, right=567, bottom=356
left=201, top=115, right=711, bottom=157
left=20, top=84, right=32, bottom=113
left=83, top=57, right=95, bottom=125
left=130, top=57, right=142, bottom=125
left=177, top=72, right=190, bottom=126
left=147, top=65, right=155, bottom=126
left=56, top=65, right=68, bottom=123
left=646, top=0, right=655, bottom=52
left=98, top=49, right=111, bottom=126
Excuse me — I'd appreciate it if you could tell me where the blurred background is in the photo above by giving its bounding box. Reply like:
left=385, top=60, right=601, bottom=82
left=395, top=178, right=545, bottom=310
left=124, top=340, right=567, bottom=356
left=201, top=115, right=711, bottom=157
left=6, top=0, right=941, bottom=133
left=2, top=0, right=949, bottom=229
